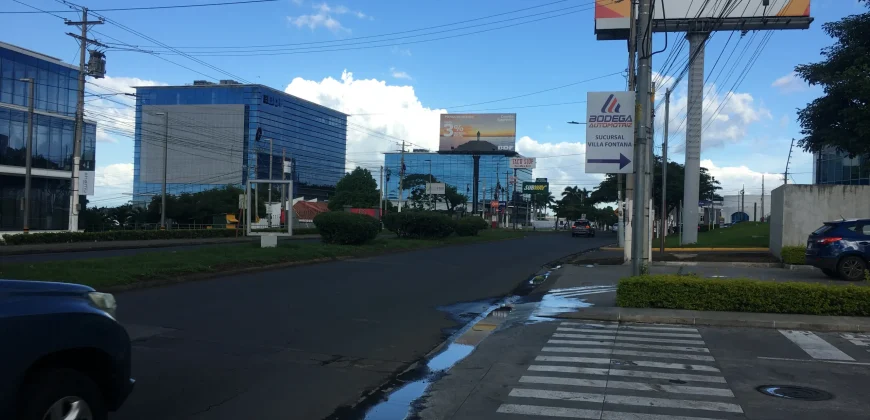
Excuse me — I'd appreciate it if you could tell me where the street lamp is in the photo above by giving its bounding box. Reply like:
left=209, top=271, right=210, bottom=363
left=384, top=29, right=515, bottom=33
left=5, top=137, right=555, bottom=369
left=154, top=112, right=169, bottom=229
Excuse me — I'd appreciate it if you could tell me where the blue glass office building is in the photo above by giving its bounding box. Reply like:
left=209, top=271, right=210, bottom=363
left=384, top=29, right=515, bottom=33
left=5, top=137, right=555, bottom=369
left=0, top=42, right=96, bottom=231
left=133, top=81, right=346, bottom=204
left=383, top=152, right=533, bottom=208
left=814, top=148, right=869, bottom=185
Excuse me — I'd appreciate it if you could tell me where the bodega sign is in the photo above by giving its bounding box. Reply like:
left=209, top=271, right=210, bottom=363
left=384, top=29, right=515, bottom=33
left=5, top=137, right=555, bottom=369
left=585, top=91, right=635, bottom=174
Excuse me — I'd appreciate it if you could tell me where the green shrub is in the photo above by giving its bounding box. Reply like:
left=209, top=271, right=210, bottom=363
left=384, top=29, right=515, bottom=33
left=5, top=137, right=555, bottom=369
left=382, top=211, right=455, bottom=239
left=456, top=217, right=489, bottom=236
left=313, top=211, right=380, bottom=245
left=781, top=246, right=806, bottom=265
left=616, top=274, right=870, bottom=316
left=1, top=229, right=239, bottom=245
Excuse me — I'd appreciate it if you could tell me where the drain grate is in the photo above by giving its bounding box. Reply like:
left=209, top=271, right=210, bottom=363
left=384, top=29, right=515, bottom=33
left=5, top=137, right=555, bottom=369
left=756, top=385, right=833, bottom=401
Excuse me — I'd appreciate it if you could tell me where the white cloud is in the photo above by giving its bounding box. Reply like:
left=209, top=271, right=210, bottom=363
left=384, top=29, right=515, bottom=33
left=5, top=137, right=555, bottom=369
left=516, top=136, right=603, bottom=193
left=284, top=70, right=445, bottom=172
left=92, top=163, right=134, bottom=206
left=657, top=81, right=772, bottom=153
left=85, top=75, right=166, bottom=144
left=771, top=71, right=808, bottom=93
left=291, top=0, right=303, bottom=5
left=390, top=67, right=412, bottom=80
left=700, top=158, right=784, bottom=197
left=289, top=3, right=369, bottom=32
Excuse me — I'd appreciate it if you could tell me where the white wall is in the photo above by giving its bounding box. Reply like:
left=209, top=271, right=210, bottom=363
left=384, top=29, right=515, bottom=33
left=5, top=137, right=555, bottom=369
left=770, top=185, right=870, bottom=257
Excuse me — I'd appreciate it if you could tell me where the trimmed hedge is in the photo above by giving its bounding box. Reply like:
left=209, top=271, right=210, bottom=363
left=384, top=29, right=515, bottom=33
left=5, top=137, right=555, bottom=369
left=616, top=275, right=870, bottom=316
left=313, top=211, right=380, bottom=245
left=456, top=217, right=489, bottom=236
left=781, top=246, right=806, bottom=265
left=2, top=229, right=238, bottom=245
left=383, top=211, right=456, bottom=239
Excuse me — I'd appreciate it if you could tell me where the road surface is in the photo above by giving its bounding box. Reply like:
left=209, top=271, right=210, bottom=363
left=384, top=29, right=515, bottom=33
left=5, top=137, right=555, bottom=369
left=114, top=232, right=614, bottom=420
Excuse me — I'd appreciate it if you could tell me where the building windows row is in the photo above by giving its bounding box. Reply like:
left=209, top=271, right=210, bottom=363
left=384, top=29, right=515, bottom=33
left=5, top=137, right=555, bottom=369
left=816, top=151, right=870, bottom=185
left=0, top=107, right=95, bottom=171
left=0, top=52, right=79, bottom=117
left=0, top=175, right=71, bottom=230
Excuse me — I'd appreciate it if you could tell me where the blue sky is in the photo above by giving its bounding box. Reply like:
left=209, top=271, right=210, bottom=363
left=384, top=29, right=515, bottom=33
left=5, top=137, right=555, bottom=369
left=3, top=0, right=864, bottom=205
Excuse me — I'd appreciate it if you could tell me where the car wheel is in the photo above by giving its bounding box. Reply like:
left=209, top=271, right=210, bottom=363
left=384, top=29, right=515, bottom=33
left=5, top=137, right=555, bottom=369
left=837, top=256, right=868, bottom=281
left=19, top=368, right=107, bottom=420
left=821, top=268, right=840, bottom=278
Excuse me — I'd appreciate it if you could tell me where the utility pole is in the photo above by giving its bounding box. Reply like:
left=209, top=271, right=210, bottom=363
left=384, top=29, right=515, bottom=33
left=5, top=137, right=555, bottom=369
left=631, top=0, right=653, bottom=276
left=66, top=8, right=104, bottom=232
left=21, top=78, right=35, bottom=233
left=761, top=174, right=765, bottom=222
left=159, top=112, right=169, bottom=230
left=379, top=165, right=385, bottom=219
left=660, top=88, right=670, bottom=252
left=268, top=138, right=273, bottom=207
left=398, top=141, right=405, bottom=212
left=512, top=168, right=518, bottom=230
left=784, top=138, right=795, bottom=184
left=709, top=176, right=715, bottom=231
left=428, top=159, right=433, bottom=211
left=621, top=0, right=638, bottom=253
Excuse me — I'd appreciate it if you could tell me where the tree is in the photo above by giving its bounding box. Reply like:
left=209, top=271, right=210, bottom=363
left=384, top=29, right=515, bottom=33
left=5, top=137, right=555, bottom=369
left=794, top=1, right=870, bottom=157
left=401, top=173, right=467, bottom=214
left=328, top=167, right=380, bottom=211
left=532, top=191, right=555, bottom=216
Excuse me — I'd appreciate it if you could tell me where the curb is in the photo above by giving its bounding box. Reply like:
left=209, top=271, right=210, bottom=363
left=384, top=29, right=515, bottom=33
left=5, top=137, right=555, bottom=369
left=554, top=312, right=870, bottom=332
left=784, top=264, right=818, bottom=271
left=601, top=247, right=770, bottom=252
left=651, top=261, right=781, bottom=268
left=0, top=235, right=322, bottom=256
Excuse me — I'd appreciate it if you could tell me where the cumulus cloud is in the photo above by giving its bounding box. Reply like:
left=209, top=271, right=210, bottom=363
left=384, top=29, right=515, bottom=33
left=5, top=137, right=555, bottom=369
left=516, top=136, right=603, bottom=192
left=700, top=158, right=784, bottom=197
left=284, top=70, right=444, bottom=172
left=771, top=71, right=808, bottom=93
left=92, top=163, right=134, bottom=206
left=390, top=67, right=412, bottom=80
left=85, top=75, right=166, bottom=144
left=288, top=2, right=370, bottom=32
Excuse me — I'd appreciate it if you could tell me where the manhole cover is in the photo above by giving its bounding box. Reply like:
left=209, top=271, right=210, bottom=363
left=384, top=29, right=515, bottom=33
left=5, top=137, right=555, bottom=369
left=756, top=385, right=833, bottom=401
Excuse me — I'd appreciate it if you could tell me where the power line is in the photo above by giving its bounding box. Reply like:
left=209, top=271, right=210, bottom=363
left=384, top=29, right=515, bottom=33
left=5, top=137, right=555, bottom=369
left=3, top=0, right=278, bottom=13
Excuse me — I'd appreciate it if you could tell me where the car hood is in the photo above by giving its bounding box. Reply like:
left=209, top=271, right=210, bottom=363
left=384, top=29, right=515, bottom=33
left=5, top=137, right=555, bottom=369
left=0, top=279, right=94, bottom=294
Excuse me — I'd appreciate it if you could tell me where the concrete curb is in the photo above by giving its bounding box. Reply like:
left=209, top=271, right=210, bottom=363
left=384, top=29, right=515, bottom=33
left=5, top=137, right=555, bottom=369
left=0, top=235, right=322, bottom=256
left=601, top=247, right=770, bottom=252
left=651, top=261, right=782, bottom=268
left=555, top=311, right=870, bottom=332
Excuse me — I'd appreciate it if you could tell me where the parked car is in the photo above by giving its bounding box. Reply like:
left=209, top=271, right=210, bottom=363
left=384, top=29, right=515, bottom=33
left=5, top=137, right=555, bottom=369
left=805, top=219, right=870, bottom=281
left=0, top=280, right=134, bottom=420
left=571, top=220, right=596, bottom=237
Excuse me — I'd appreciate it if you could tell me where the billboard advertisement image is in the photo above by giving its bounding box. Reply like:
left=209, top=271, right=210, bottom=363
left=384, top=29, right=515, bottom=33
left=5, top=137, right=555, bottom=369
left=439, top=114, right=516, bottom=152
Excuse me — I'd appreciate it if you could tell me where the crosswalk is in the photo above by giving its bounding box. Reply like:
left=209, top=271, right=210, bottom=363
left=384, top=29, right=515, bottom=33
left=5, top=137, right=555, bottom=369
left=495, top=321, right=745, bottom=419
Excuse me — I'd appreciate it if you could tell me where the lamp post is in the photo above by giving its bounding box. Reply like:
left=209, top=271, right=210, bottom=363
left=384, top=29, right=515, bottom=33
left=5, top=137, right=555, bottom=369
left=20, top=78, right=35, bottom=233
left=154, top=112, right=169, bottom=229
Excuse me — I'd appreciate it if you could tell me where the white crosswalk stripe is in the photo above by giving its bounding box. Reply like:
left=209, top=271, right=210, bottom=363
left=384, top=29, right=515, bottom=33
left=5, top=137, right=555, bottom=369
left=496, top=320, right=745, bottom=419
left=779, top=330, right=855, bottom=361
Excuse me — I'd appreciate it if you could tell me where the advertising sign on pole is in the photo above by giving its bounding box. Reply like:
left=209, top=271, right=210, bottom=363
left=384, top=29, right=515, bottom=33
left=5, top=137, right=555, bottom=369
left=425, top=182, right=446, bottom=195
left=536, top=178, right=548, bottom=182
left=522, top=181, right=549, bottom=195
left=78, top=171, right=95, bottom=196
left=439, top=114, right=516, bottom=152
left=585, top=91, right=635, bottom=174
left=509, top=157, right=536, bottom=169
left=283, top=161, right=292, bottom=174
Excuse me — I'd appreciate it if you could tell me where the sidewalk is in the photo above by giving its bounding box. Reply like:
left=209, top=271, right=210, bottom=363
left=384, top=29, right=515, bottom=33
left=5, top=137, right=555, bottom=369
left=0, top=234, right=321, bottom=255
left=567, top=249, right=779, bottom=265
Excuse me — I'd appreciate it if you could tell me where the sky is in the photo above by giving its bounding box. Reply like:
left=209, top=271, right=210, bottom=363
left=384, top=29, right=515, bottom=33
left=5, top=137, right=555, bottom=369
left=3, top=0, right=865, bottom=206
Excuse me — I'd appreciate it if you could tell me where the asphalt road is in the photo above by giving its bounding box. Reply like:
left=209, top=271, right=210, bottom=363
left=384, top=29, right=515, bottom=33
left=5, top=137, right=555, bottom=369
left=113, top=232, right=615, bottom=420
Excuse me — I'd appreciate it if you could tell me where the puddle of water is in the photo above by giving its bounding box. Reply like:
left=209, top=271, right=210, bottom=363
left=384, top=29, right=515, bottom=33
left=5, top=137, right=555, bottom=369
left=524, top=286, right=616, bottom=323
left=362, top=301, right=515, bottom=420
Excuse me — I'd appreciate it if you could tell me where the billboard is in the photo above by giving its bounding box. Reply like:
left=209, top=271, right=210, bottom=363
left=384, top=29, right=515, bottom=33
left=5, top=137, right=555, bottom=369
left=585, top=92, right=635, bottom=174
left=595, top=0, right=812, bottom=40
left=522, top=181, right=549, bottom=195
left=509, top=157, right=536, bottom=169
left=439, top=114, right=516, bottom=152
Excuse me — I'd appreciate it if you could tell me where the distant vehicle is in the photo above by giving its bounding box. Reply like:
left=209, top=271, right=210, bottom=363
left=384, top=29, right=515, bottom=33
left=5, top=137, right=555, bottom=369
left=805, top=219, right=870, bottom=281
left=612, top=223, right=618, bottom=232
left=571, top=220, right=596, bottom=237
left=0, top=280, right=134, bottom=420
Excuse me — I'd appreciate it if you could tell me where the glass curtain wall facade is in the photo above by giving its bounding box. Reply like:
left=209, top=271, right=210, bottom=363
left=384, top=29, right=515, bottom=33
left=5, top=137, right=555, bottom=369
left=814, top=148, right=869, bottom=185
left=133, top=83, right=347, bottom=204
left=383, top=152, right=533, bottom=207
left=0, top=42, right=96, bottom=231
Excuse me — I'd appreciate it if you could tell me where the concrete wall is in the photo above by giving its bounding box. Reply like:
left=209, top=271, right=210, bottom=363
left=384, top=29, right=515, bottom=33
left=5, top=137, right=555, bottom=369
left=769, top=185, right=870, bottom=258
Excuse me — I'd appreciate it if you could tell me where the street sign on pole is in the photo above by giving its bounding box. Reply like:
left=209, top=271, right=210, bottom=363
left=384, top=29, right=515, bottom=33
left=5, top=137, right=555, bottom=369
left=509, top=157, right=536, bottom=169
left=536, top=177, right=548, bottom=182
left=425, top=182, right=446, bottom=195
left=585, top=91, right=635, bottom=174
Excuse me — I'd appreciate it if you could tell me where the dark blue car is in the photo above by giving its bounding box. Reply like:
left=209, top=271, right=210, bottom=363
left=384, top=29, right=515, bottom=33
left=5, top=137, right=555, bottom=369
left=0, top=280, right=134, bottom=420
left=805, top=219, right=870, bottom=281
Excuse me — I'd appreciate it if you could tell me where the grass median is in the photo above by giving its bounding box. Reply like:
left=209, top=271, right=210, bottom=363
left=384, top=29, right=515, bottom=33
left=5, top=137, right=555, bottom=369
left=664, top=222, right=769, bottom=248
left=0, top=229, right=534, bottom=290
left=617, top=274, right=870, bottom=316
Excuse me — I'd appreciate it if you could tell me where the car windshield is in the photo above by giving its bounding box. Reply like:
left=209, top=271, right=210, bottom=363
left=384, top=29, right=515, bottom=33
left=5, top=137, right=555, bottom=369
left=812, top=224, right=834, bottom=235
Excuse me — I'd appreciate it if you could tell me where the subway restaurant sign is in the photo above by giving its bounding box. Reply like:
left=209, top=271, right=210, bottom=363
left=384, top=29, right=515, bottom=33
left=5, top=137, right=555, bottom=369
left=522, top=181, right=549, bottom=195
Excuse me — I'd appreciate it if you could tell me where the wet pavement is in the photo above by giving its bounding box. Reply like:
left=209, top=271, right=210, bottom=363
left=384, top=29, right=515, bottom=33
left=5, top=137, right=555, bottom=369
left=113, top=231, right=616, bottom=420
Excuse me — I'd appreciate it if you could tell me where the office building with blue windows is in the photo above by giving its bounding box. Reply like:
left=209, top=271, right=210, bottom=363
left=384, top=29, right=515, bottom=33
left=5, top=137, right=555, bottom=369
left=0, top=42, right=96, bottom=231
left=813, top=148, right=869, bottom=185
left=133, top=80, right=347, bottom=205
left=383, top=151, right=533, bottom=210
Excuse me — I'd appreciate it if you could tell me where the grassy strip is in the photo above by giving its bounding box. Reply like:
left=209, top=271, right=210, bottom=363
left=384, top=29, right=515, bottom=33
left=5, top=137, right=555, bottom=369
left=0, top=229, right=532, bottom=289
left=664, top=222, right=769, bottom=248
left=616, top=275, right=870, bottom=316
